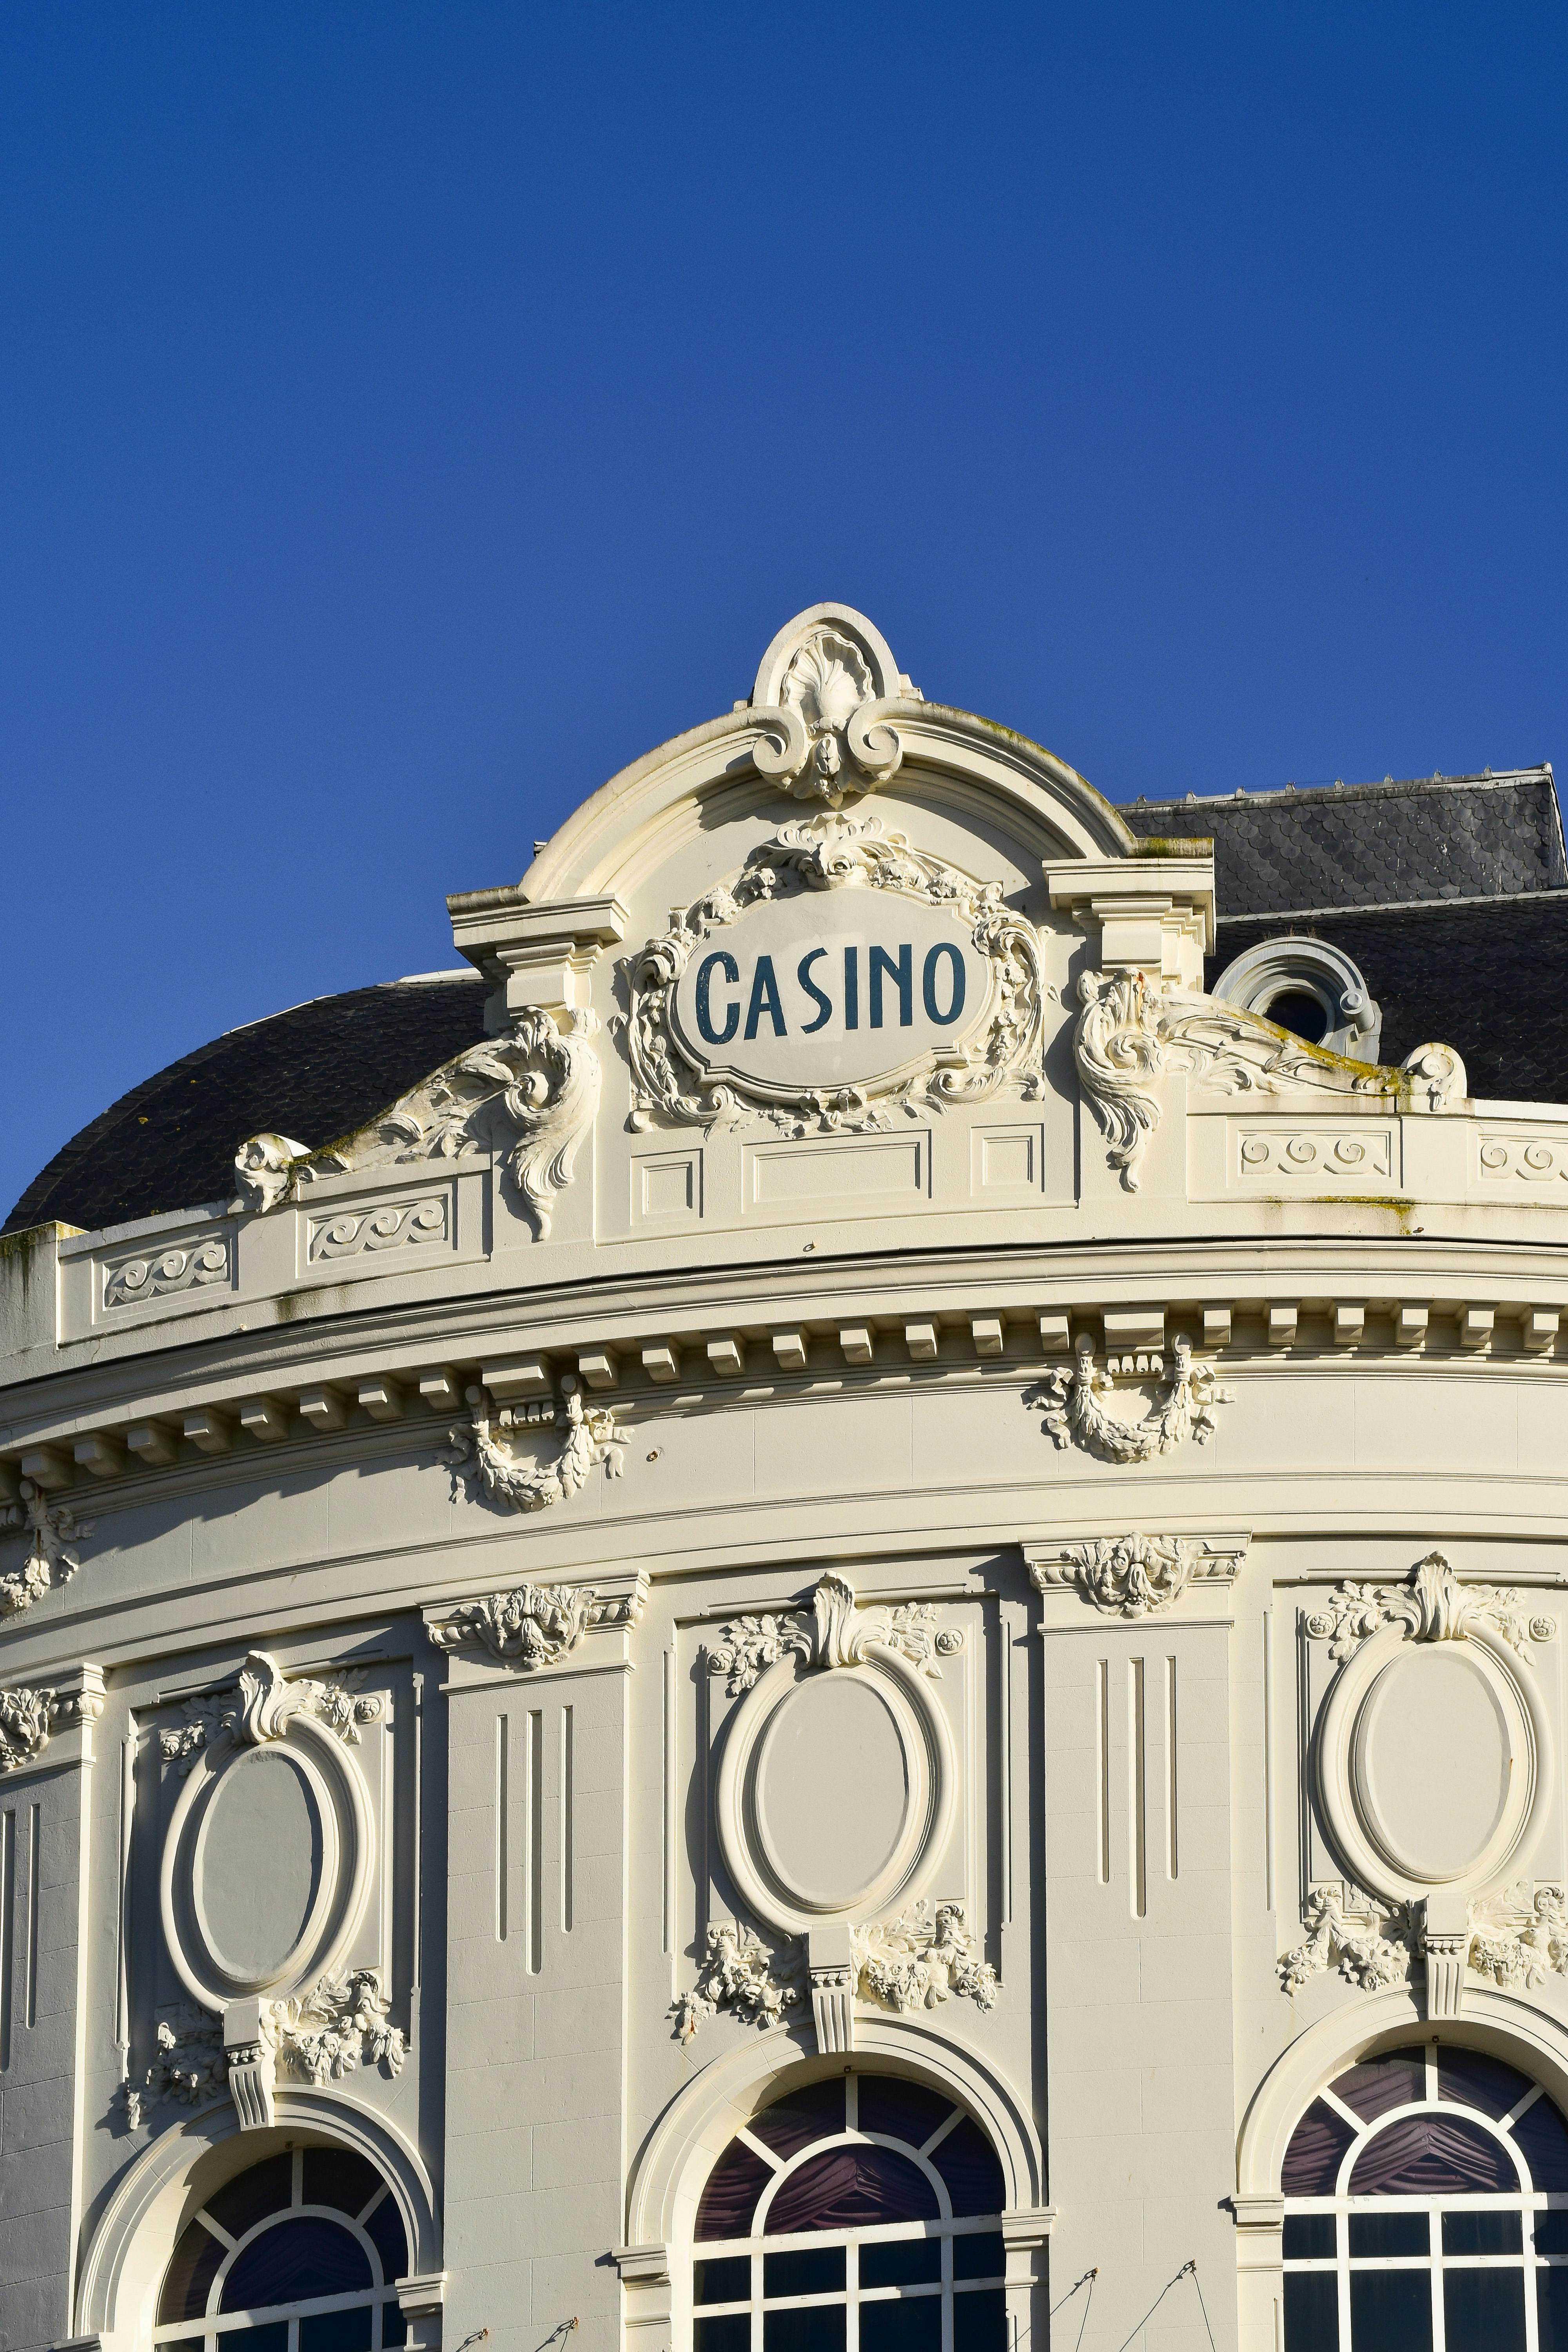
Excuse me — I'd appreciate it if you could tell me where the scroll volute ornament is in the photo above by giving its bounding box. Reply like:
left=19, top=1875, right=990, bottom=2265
left=747, top=605, right=919, bottom=805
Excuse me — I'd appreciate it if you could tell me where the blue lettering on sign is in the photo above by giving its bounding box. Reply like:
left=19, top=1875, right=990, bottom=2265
left=689, top=939, right=970, bottom=1049
left=869, top=943, right=913, bottom=1029
left=922, top=942, right=965, bottom=1026
left=797, top=947, right=832, bottom=1034
left=743, top=955, right=787, bottom=1040
left=695, top=951, right=740, bottom=1044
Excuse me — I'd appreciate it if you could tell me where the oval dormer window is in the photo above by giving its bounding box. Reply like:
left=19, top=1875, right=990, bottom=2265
left=1211, top=937, right=1381, bottom=1061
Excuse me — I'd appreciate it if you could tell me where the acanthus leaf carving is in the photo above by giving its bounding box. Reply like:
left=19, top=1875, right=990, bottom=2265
left=230, top=1005, right=600, bottom=1240
left=1025, top=1334, right=1233, bottom=1464
left=1278, top=1885, right=1415, bottom=1994
left=1030, top=1533, right=1245, bottom=1619
left=672, top=1920, right=804, bottom=2041
left=115, top=2004, right=228, bottom=2129
left=705, top=1572, right=963, bottom=1694
left=853, top=1900, right=999, bottom=2016
left=617, top=813, right=1042, bottom=1138
left=157, top=1655, right=381, bottom=1771
left=429, top=1577, right=598, bottom=1668
left=1071, top=967, right=1466, bottom=1191
left=0, top=1684, right=59, bottom=1773
left=1467, top=1883, right=1568, bottom=1991
left=445, top=1376, right=624, bottom=1516
left=264, top=1966, right=407, bottom=2085
left=1304, top=1553, right=1556, bottom=1664
left=0, top=1481, right=93, bottom=1618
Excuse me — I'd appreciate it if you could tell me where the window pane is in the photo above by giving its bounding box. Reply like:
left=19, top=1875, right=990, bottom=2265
left=1349, top=2115, right=1517, bottom=2196
left=764, top=2248, right=845, bottom=2299
left=931, top=2121, right=1005, bottom=2219
left=303, top=2151, right=383, bottom=2221
left=750, top=2081, right=846, bottom=2161
left=953, top=2234, right=1006, bottom=2281
left=1443, top=2210, right=1522, bottom=2254
left=1284, top=2271, right=1338, bottom=2352
left=763, top=2309, right=844, bottom=2352
left=697, top=2142, right=775, bottom=2242
left=767, top=2149, right=938, bottom=2236
left=1444, top=2267, right=1524, bottom=2352
left=861, top=2298, right=941, bottom=2352
left=300, top=2310, right=374, bottom=2352
left=365, top=2194, right=408, bottom=2287
left=1332, top=2050, right=1427, bottom=2125
left=233, top=2328, right=288, bottom=2352
left=861, top=2240, right=941, bottom=2288
left=384, top=2299, right=407, bottom=2348
left=1514, top=2098, right=1568, bottom=2193
left=1539, top=2266, right=1568, bottom=2352
left=1437, top=2051, right=1533, bottom=2120
left=695, top=2258, right=751, bottom=2307
left=1536, top=2211, right=1568, bottom=2255
left=857, top=2081, right=954, bottom=2152
left=1349, top=2269, right=1432, bottom=2352
left=1266, top=991, right=1330, bottom=1045
left=158, top=2220, right=226, bottom=2324
left=1283, top=2102, right=1357, bottom=2196
left=1284, top=2215, right=1336, bottom=2259
left=205, top=2156, right=294, bottom=2241
left=697, top=2316, right=751, bottom=2352
left=221, top=2218, right=373, bottom=2311
left=1350, top=2211, right=1429, bottom=2258
left=951, top=2287, right=1006, bottom=2351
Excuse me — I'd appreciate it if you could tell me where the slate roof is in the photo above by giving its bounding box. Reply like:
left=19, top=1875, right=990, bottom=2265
left=1205, top=897, right=1568, bottom=1103
left=1123, top=769, right=1566, bottom=915
left=3, top=973, right=489, bottom=1238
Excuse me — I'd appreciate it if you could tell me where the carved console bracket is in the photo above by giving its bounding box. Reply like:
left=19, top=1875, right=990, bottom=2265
left=1027, top=1532, right=1249, bottom=1618
left=0, top=1668, right=104, bottom=1774
left=428, top=1573, right=645, bottom=1669
left=1025, top=1335, right=1234, bottom=1463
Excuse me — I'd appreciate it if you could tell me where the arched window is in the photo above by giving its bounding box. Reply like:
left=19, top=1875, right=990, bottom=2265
left=154, top=2145, right=409, bottom=2352
left=1281, top=2042, right=1568, bottom=2350
left=691, top=2071, right=1006, bottom=2351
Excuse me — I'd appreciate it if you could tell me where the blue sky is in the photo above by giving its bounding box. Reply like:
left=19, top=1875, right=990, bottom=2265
left=3, top=3, right=1565, bottom=1218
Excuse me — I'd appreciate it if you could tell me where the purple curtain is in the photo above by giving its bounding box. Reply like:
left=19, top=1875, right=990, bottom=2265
left=766, top=2147, right=940, bottom=2236
left=1331, top=2049, right=1427, bottom=2125
left=1348, top=2113, right=1519, bottom=2196
left=1282, top=2100, right=1356, bottom=2196
left=696, top=2141, right=775, bottom=2241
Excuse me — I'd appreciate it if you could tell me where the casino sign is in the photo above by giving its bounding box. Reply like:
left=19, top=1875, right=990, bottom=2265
left=620, top=811, right=1045, bottom=1132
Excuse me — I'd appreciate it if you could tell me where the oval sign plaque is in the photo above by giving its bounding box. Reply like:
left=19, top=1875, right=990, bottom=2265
left=669, top=888, right=992, bottom=1098
left=625, top=813, right=1043, bottom=1131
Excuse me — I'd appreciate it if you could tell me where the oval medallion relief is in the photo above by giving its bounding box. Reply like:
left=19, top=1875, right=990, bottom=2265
left=193, top=1747, right=325, bottom=1985
left=754, top=1674, right=912, bottom=1911
left=716, top=1648, right=955, bottom=1938
left=161, top=1714, right=372, bottom=2010
left=1318, top=1624, right=1550, bottom=1906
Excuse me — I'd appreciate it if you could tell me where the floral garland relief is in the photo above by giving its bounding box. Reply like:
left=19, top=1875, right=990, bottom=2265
left=446, top=1377, right=624, bottom=1517
left=1024, top=1334, right=1234, bottom=1465
left=0, top=1481, right=92, bottom=1619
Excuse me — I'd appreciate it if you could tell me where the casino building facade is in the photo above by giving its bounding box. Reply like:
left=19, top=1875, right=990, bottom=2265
left=4, top=606, right=1568, bottom=2352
